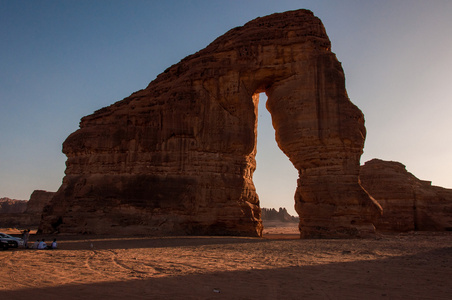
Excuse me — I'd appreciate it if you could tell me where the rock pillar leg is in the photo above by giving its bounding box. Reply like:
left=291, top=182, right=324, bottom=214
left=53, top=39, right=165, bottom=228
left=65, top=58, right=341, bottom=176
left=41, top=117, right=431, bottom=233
left=266, top=54, right=382, bottom=238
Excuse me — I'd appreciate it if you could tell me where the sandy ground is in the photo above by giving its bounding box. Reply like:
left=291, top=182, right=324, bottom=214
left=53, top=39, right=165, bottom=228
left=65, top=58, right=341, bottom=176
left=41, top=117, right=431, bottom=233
left=1, top=223, right=451, bottom=299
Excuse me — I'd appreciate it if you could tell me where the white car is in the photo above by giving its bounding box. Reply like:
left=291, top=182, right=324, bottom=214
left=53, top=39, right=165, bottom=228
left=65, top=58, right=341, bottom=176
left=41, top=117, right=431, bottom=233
left=0, top=232, right=24, bottom=248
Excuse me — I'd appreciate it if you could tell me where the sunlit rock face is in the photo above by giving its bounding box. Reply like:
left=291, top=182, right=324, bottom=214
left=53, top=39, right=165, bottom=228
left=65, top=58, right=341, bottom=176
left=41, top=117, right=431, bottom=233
left=39, top=9, right=381, bottom=237
left=360, top=159, right=452, bottom=231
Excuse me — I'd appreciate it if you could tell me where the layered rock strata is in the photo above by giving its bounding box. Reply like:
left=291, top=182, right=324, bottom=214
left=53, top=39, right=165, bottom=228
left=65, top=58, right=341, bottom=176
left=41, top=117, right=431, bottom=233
left=360, top=159, right=452, bottom=231
left=39, top=9, right=382, bottom=237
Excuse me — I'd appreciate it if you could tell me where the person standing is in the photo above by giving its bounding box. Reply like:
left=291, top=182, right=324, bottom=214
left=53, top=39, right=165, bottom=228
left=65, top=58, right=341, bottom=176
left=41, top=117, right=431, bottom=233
left=22, top=229, right=30, bottom=248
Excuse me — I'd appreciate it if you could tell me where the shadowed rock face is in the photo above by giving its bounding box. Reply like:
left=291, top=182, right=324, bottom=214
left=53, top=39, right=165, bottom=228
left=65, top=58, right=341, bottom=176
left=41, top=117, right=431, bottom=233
left=25, top=190, right=55, bottom=214
left=39, top=9, right=382, bottom=237
left=0, top=198, right=27, bottom=214
left=0, top=190, right=55, bottom=228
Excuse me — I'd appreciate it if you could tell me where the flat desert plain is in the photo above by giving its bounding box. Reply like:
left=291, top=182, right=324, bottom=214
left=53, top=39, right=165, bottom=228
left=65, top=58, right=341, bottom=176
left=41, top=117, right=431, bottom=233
left=1, top=222, right=451, bottom=299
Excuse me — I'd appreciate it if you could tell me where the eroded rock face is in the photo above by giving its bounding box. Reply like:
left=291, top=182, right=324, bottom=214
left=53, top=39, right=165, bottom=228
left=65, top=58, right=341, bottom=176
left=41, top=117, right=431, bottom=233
left=39, top=9, right=381, bottom=237
left=360, top=159, right=452, bottom=231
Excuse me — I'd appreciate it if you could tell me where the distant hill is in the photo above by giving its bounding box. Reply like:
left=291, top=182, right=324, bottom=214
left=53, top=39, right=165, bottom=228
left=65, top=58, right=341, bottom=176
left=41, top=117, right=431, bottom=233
left=0, top=197, right=28, bottom=214
left=261, top=207, right=298, bottom=222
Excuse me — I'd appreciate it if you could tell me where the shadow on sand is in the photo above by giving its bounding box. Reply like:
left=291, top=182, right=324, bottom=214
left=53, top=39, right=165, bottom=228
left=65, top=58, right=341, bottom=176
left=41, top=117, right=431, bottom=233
left=3, top=246, right=451, bottom=299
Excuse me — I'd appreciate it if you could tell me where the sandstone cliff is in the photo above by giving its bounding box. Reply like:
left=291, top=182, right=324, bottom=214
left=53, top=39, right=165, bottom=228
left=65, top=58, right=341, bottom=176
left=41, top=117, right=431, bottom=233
left=39, top=9, right=381, bottom=237
left=360, top=159, right=452, bottom=231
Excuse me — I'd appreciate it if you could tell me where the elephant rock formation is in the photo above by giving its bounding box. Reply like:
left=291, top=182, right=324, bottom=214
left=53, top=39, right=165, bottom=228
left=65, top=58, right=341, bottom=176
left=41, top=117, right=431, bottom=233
left=39, top=9, right=382, bottom=237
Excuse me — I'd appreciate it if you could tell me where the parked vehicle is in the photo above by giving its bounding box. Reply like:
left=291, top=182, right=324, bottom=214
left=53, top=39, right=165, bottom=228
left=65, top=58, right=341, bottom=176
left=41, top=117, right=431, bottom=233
left=0, top=239, right=8, bottom=250
left=0, top=232, right=24, bottom=248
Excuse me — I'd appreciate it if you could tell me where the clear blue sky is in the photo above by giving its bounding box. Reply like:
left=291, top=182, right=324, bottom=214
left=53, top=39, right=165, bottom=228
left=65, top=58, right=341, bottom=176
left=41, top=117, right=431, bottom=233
left=1, top=1, right=451, bottom=215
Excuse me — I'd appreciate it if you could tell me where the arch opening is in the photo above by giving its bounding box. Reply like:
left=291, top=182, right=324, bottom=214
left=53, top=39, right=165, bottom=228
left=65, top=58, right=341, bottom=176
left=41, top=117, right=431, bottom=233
left=252, top=92, right=299, bottom=229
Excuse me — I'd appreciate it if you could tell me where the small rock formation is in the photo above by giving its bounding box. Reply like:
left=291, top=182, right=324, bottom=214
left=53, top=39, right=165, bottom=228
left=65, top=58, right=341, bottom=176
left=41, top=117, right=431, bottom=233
left=39, top=9, right=381, bottom=237
left=0, top=191, right=55, bottom=228
left=25, top=190, right=55, bottom=214
left=360, top=159, right=452, bottom=231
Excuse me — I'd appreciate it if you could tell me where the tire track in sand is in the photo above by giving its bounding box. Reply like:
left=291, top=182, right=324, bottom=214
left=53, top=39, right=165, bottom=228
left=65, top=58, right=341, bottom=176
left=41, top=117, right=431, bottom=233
left=97, top=249, right=161, bottom=278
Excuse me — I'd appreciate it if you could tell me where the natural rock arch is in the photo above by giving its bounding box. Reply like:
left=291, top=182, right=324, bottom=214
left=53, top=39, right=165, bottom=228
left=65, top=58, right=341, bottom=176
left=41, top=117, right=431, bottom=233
left=39, top=9, right=382, bottom=238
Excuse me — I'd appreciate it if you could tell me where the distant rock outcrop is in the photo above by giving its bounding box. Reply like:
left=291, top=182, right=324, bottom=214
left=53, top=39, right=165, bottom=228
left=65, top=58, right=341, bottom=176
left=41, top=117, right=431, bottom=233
left=39, top=9, right=381, bottom=238
left=0, top=198, right=27, bottom=214
left=261, top=208, right=298, bottom=222
left=360, top=159, right=452, bottom=231
left=0, top=190, right=55, bottom=228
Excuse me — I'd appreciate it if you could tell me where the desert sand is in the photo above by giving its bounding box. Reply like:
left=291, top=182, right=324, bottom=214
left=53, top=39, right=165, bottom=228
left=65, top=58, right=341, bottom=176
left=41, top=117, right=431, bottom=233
left=1, top=223, right=451, bottom=299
